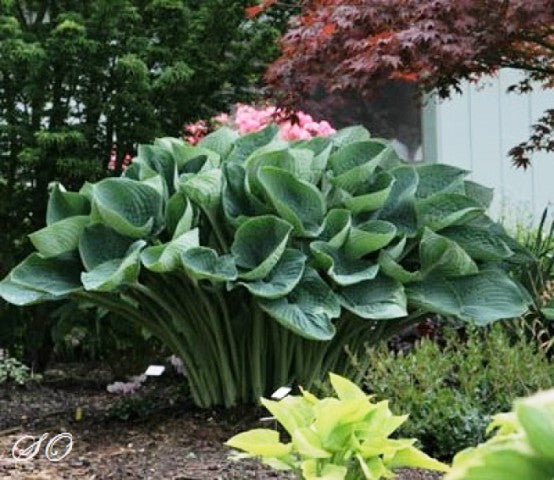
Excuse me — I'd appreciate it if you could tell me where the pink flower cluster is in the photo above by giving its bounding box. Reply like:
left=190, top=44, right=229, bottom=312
left=107, top=147, right=132, bottom=172
left=183, top=104, right=335, bottom=145
left=233, top=104, right=335, bottom=140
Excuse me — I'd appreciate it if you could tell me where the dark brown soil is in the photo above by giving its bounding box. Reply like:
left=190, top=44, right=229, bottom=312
left=0, top=369, right=443, bottom=480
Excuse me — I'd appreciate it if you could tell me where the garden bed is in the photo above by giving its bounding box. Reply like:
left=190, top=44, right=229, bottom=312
left=0, top=372, right=442, bottom=480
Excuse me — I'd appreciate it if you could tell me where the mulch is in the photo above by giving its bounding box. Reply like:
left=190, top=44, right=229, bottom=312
left=0, top=368, right=443, bottom=480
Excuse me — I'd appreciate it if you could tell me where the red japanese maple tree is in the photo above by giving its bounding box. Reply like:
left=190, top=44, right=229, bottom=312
left=253, top=0, right=554, bottom=167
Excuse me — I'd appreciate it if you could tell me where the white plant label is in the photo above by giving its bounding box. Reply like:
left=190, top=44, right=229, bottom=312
left=12, top=432, right=73, bottom=463
left=144, top=365, right=165, bottom=376
left=271, top=386, right=292, bottom=400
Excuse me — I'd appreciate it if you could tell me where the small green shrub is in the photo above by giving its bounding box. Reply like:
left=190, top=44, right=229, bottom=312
left=226, top=373, right=448, bottom=480
left=351, top=325, right=554, bottom=459
left=0, top=350, right=41, bottom=385
left=446, top=388, right=554, bottom=480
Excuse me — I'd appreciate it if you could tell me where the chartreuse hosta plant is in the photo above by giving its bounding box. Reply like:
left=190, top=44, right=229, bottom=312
left=226, top=373, right=448, bottom=479
left=446, top=389, right=554, bottom=480
left=0, top=124, right=532, bottom=407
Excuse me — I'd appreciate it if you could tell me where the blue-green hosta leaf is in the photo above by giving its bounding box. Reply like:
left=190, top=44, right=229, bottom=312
left=222, top=163, right=254, bottom=227
left=378, top=165, right=419, bottom=237
left=543, top=299, right=554, bottom=320
left=344, top=220, right=397, bottom=259
left=231, top=215, right=292, bottom=280
left=155, top=137, right=220, bottom=172
left=79, top=224, right=135, bottom=271
left=343, top=171, right=395, bottom=214
left=165, top=192, right=195, bottom=238
left=415, top=164, right=468, bottom=199
left=29, top=215, right=89, bottom=258
left=180, top=168, right=222, bottom=212
left=407, top=270, right=532, bottom=324
left=141, top=229, right=199, bottom=272
left=293, top=136, right=333, bottom=183
left=246, top=149, right=304, bottom=197
left=181, top=247, right=238, bottom=282
left=198, top=126, right=239, bottom=158
left=259, top=268, right=340, bottom=341
left=79, top=182, right=94, bottom=201
left=0, top=253, right=82, bottom=304
left=417, top=193, right=483, bottom=231
left=235, top=249, right=306, bottom=299
left=441, top=225, right=513, bottom=261
left=135, top=144, right=177, bottom=195
left=46, top=182, right=90, bottom=225
left=464, top=180, right=494, bottom=209
left=81, top=241, right=146, bottom=292
left=378, top=251, right=421, bottom=283
left=320, top=209, right=352, bottom=248
left=310, top=241, right=379, bottom=286
left=331, top=125, right=371, bottom=147
left=91, top=178, right=163, bottom=238
left=338, top=276, right=407, bottom=319
left=258, top=166, right=325, bottom=237
left=420, top=229, right=478, bottom=277
left=227, top=124, right=280, bottom=164
left=328, top=141, right=388, bottom=192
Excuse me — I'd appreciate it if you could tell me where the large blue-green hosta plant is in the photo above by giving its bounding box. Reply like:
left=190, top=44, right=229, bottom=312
left=0, top=125, right=532, bottom=407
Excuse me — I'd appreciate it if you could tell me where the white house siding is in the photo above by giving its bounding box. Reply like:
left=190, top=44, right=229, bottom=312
left=429, top=69, right=554, bottom=227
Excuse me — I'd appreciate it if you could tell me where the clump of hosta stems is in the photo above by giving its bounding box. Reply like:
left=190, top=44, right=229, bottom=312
left=0, top=124, right=532, bottom=407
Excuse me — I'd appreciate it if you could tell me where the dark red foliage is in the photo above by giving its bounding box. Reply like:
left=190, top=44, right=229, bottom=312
left=254, top=0, right=554, bottom=166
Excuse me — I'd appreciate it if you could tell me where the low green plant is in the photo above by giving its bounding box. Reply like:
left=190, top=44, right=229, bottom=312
left=446, top=389, right=554, bottom=480
left=350, top=325, right=554, bottom=459
left=0, top=125, right=532, bottom=407
left=226, top=373, right=448, bottom=479
left=0, top=350, right=41, bottom=385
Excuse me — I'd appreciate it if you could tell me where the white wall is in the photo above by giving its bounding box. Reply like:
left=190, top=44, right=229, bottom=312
left=431, top=69, right=554, bottom=228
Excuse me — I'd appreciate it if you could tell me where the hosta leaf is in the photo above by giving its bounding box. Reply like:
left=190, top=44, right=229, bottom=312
left=338, top=276, right=408, bottom=319
left=378, top=165, right=419, bottom=237
left=258, top=166, right=325, bottom=237
left=81, top=241, right=145, bottom=292
left=328, top=141, right=388, bottom=192
left=46, top=182, right=90, bottom=225
left=180, top=168, right=222, bottom=211
left=165, top=192, right=195, bottom=239
left=29, top=216, right=89, bottom=258
left=222, top=163, right=254, bottom=227
left=302, top=460, right=348, bottom=480
left=181, top=247, right=237, bottom=282
left=378, top=251, right=421, bottom=283
left=407, top=270, right=531, bottom=324
left=389, top=446, right=449, bottom=472
left=293, top=137, right=332, bottom=183
left=231, top=215, right=292, bottom=280
left=415, top=164, right=468, bottom=199
left=0, top=253, right=82, bottom=302
left=91, top=178, right=162, bottom=238
left=259, top=268, right=340, bottom=341
left=543, top=299, right=554, bottom=320
left=226, top=428, right=291, bottom=458
left=417, top=193, right=483, bottom=231
left=343, top=171, right=395, bottom=214
left=135, top=144, right=177, bottom=195
left=227, top=124, right=279, bottom=164
left=293, top=427, right=332, bottom=458
left=464, top=180, right=494, bottom=209
left=141, top=229, right=199, bottom=272
left=235, top=249, right=306, bottom=299
left=441, top=225, right=513, bottom=261
left=155, top=137, right=219, bottom=172
left=344, top=220, right=397, bottom=259
left=79, top=224, right=135, bottom=271
left=516, top=390, right=554, bottom=461
left=261, top=396, right=314, bottom=435
left=420, top=228, right=478, bottom=277
left=310, top=241, right=379, bottom=286
left=320, top=209, right=352, bottom=248
left=198, top=126, right=239, bottom=158
left=331, top=125, right=371, bottom=147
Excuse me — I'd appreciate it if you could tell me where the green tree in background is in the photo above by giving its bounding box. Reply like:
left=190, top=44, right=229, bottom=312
left=0, top=0, right=289, bottom=362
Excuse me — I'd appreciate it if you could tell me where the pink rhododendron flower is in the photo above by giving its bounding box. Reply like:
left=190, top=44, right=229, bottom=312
left=183, top=104, right=335, bottom=144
